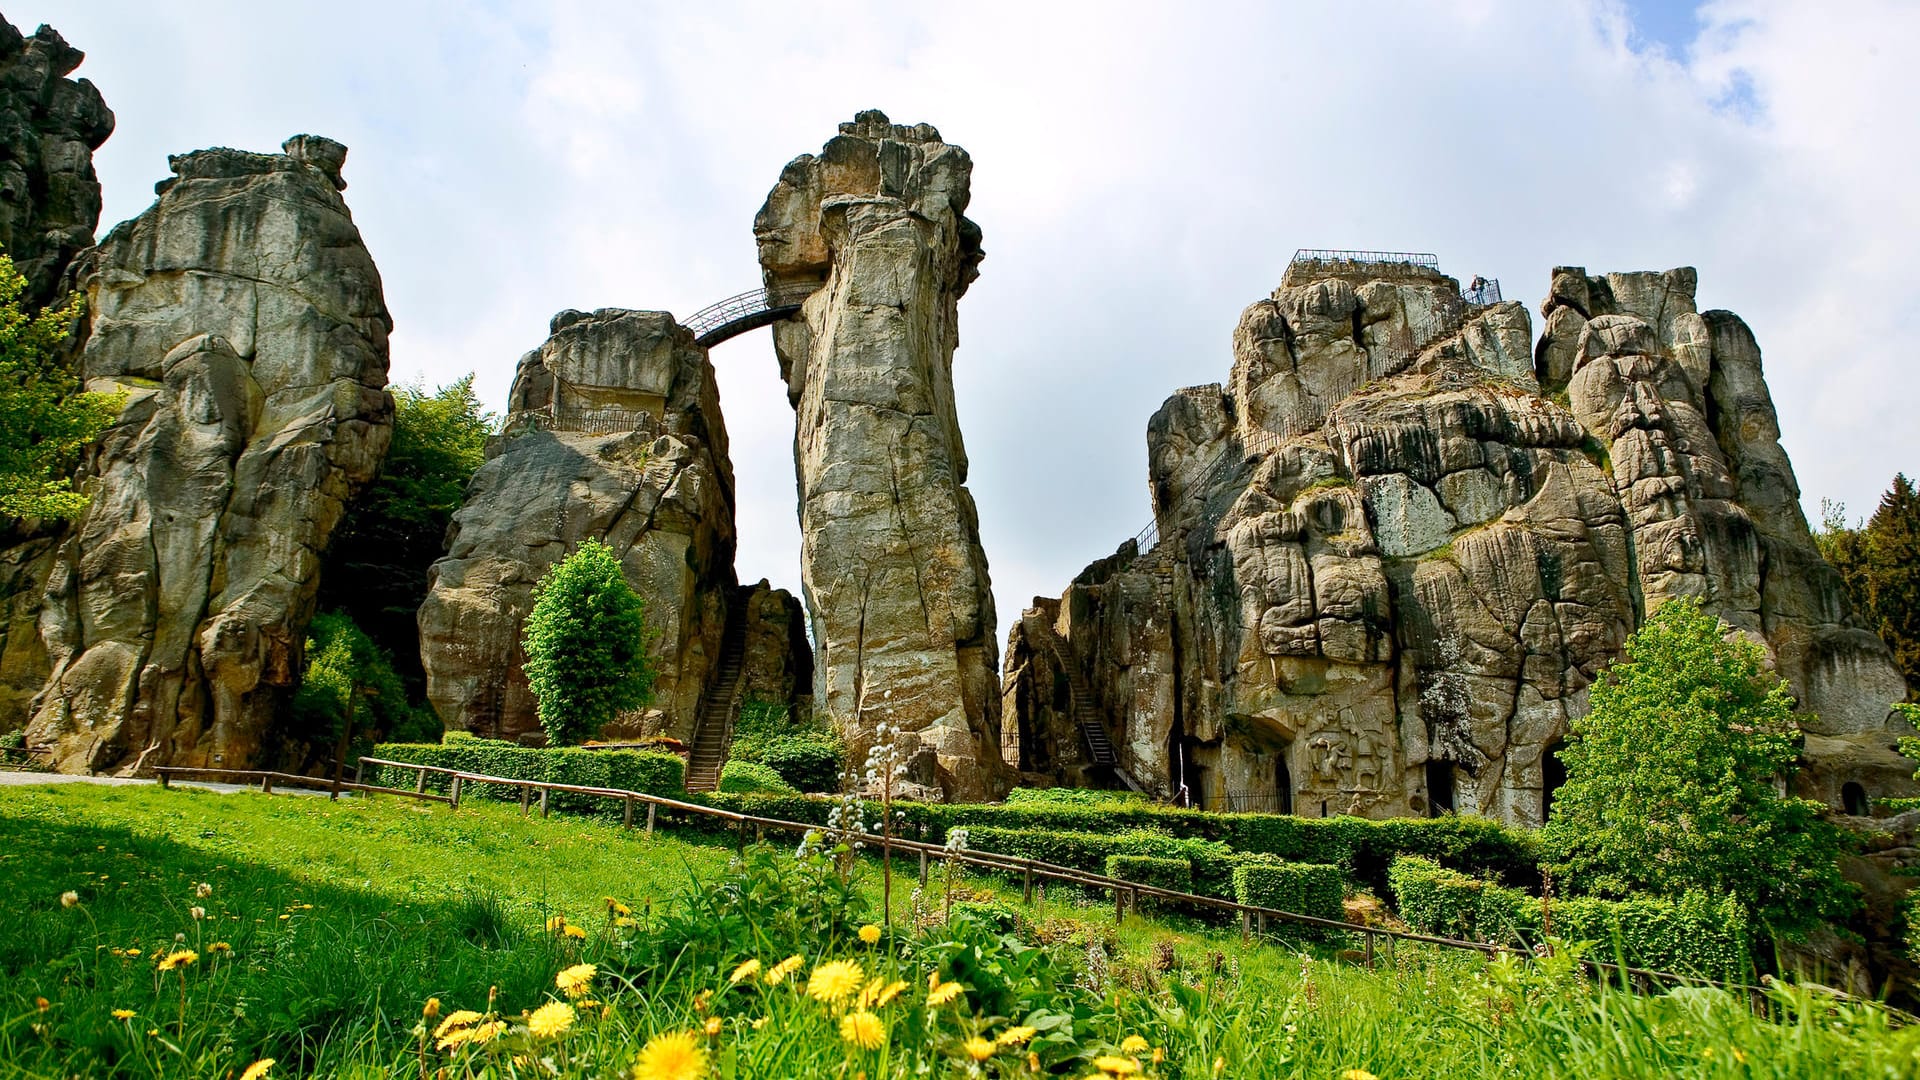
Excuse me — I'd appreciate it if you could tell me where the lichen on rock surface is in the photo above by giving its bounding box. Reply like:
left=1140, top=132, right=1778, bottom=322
left=1008, top=258, right=1916, bottom=825
left=756, top=110, right=1008, bottom=801
left=23, top=135, right=394, bottom=774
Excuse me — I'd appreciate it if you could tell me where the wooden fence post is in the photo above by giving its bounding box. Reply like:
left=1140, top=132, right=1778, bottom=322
left=450, top=776, right=462, bottom=808
left=261, top=774, right=273, bottom=794
left=520, top=784, right=531, bottom=817
left=353, top=759, right=365, bottom=785
left=415, top=767, right=427, bottom=794
left=1113, top=886, right=1125, bottom=925
left=623, top=795, right=634, bottom=829
left=1023, top=866, right=1034, bottom=906
left=539, top=788, right=550, bottom=818
left=646, top=803, right=656, bottom=834
left=1364, top=929, right=1375, bottom=969
left=1241, top=910, right=1251, bottom=943
left=919, top=849, right=929, bottom=886
left=158, top=772, right=171, bottom=790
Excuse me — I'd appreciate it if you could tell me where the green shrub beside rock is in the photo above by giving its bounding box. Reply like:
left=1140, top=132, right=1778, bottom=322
left=367, top=739, right=685, bottom=814
left=719, top=760, right=798, bottom=795
left=1231, top=861, right=1346, bottom=923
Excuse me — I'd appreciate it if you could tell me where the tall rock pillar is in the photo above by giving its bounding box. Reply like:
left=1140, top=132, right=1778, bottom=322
left=755, top=111, right=1008, bottom=800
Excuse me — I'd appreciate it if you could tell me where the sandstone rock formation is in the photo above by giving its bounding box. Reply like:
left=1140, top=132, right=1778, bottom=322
left=21, top=136, right=394, bottom=773
left=0, top=19, right=112, bottom=306
left=0, top=17, right=113, bottom=730
left=418, top=309, right=811, bottom=745
left=756, top=111, right=1008, bottom=800
left=1007, top=258, right=1916, bottom=825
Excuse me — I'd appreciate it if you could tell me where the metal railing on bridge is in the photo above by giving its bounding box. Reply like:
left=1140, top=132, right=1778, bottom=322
left=682, top=283, right=818, bottom=348
left=1464, top=277, right=1503, bottom=307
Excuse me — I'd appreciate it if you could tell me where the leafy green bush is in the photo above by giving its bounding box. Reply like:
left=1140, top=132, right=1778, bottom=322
left=0, top=255, right=121, bottom=520
left=1106, top=854, right=1193, bottom=915
left=288, top=611, right=439, bottom=770
left=1005, top=787, right=1150, bottom=807
left=1541, top=600, right=1853, bottom=937
left=1387, top=856, right=1487, bottom=939
left=367, top=740, right=684, bottom=816
left=521, top=539, right=657, bottom=745
left=758, top=736, right=844, bottom=793
left=947, top=898, right=1027, bottom=936
left=1231, top=861, right=1346, bottom=923
left=719, top=760, right=798, bottom=795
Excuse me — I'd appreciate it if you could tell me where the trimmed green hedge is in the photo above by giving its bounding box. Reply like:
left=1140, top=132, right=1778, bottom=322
left=1006, top=787, right=1151, bottom=808
left=367, top=740, right=685, bottom=817
left=1106, top=854, right=1193, bottom=915
left=756, top=736, right=842, bottom=793
left=1231, top=861, right=1346, bottom=923
left=719, top=760, right=797, bottom=795
left=1389, top=856, right=1751, bottom=976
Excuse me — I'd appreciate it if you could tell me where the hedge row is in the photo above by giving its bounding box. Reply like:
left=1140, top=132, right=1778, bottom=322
left=1106, top=855, right=1193, bottom=915
left=1387, top=856, right=1750, bottom=976
left=719, top=760, right=797, bottom=795
left=366, top=741, right=685, bottom=818
left=1232, top=861, right=1346, bottom=924
left=696, top=793, right=1541, bottom=891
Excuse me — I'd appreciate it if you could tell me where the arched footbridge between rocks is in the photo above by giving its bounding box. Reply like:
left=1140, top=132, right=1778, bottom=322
left=682, top=283, right=818, bottom=348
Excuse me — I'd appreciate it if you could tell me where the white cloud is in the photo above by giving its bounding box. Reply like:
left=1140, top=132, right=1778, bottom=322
left=25, top=0, right=1920, bottom=649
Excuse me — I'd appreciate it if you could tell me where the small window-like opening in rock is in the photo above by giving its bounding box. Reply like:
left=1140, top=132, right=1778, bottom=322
left=1542, top=738, right=1569, bottom=822
left=1427, top=760, right=1456, bottom=816
left=1843, top=781, right=1870, bottom=817
left=1319, top=799, right=1328, bottom=818
left=1276, top=753, right=1294, bottom=816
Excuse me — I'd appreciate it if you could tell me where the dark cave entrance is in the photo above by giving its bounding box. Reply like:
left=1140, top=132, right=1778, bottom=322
left=1426, top=760, right=1456, bottom=816
left=1542, top=738, right=1568, bottom=822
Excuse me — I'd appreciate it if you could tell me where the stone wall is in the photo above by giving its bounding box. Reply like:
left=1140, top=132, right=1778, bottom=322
left=1007, top=261, right=1916, bottom=825
left=755, top=111, right=1009, bottom=800
left=22, top=136, right=394, bottom=773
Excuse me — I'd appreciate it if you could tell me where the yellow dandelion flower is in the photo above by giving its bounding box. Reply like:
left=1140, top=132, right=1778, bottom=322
left=125, top=947, right=141, bottom=957
left=111, top=1008, right=136, bottom=1020
left=964, top=1036, right=997, bottom=1061
left=1340, top=1072, right=1379, bottom=1080
left=1094, top=1055, right=1141, bottom=1075
left=998, top=1026, right=1037, bottom=1046
left=1028, top=1050, right=1041, bottom=1072
left=556, top=963, right=597, bottom=998
left=1120, top=1035, right=1150, bottom=1054
left=839, top=1009, right=885, bottom=1050
left=156, top=950, right=198, bottom=972
left=751, top=1016, right=768, bottom=1030
left=873, top=980, right=909, bottom=1007
left=1153, top=1047, right=1165, bottom=1064
left=614, top=915, right=638, bottom=928
left=547, top=915, right=568, bottom=933
left=858, top=923, right=882, bottom=945
left=422, top=997, right=442, bottom=1020
left=434, top=1010, right=483, bottom=1039
left=469, top=1020, right=506, bottom=1044
left=632, top=1030, right=708, bottom=1080
left=729, top=958, right=762, bottom=984
left=209, top=942, right=232, bottom=953
left=927, top=980, right=964, bottom=1007
left=238, top=1059, right=275, bottom=1080
left=563, top=924, right=587, bottom=940
left=527, top=1001, right=575, bottom=1039
left=808, top=959, right=866, bottom=1004
left=704, top=1016, right=722, bottom=1036
left=766, top=954, right=804, bottom=986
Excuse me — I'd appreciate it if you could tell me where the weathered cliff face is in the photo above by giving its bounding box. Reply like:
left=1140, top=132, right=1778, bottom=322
left=418, top=309, right=749, bottom=744
left=0, top=18, right=113, bottom=730
left=1009, top=260, right=1914, bottom=825
left=0, top=20, right=113, bottom=306
left=755, top=110, right=1008, bottom=800
left=1540, top=267, right=1914, bottom=801
left=22, top=136, right=393, bottom=773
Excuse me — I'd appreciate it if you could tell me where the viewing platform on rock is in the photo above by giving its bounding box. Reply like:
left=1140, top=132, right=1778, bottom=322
left=1282, top=248, right=1449, bottom=288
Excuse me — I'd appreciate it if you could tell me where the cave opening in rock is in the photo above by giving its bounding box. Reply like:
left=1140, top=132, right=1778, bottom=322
left=1843, top=781, right=1870, bottom=817
left=1426, top=760, right=1456, bottom=816
left=1275, top=752, right=1294, bottom=816
left=1542, top=738, right=1569, bottom=822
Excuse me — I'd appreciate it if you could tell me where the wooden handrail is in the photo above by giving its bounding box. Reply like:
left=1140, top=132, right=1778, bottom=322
left=346, top=757, right=1770, bottom=991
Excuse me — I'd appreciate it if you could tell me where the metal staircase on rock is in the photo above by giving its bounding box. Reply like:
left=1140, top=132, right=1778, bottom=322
left=1020, top=612, right=1146, bottom=795
left=684, top=590, right=753, bottom=792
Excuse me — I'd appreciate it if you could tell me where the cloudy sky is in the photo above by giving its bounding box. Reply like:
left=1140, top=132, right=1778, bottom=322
left=28, top=1, right=1920, bottom=648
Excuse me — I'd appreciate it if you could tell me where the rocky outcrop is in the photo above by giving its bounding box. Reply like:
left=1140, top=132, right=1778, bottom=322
left=0, top=19, right=112, bottom=306
left=755, top=111, right=1008, bottom=800
left=418, top=308, right=750, bottom=743
left=22, top=136, right=393, bottom=773
left=1009, top=259, right=1916, bottom=825
left=738, top=580, right=813, bottom=717
left=0, top=18, right=113, bottom=730
left=1542, top=266, right=1914, bottom=801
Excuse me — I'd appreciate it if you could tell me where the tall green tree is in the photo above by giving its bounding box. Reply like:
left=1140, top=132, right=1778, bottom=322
left=1816, top=476, right=1920, bottom=693
left=521, top=539, right=656, bottom=745
left=0, top=254, right=119, bottom=520
left=286, top=611, right=440, bottom=770
left=317, top=376, right=495, bottom=689
left=1541, top=600, right=1853, bottom=939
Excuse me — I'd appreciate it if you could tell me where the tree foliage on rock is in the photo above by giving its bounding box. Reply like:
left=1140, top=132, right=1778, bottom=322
left=0, top=253, right=119, bottom=520
left=1817, top=476, right=1920, bottom=693
left=288, top=611, right=440, bottom=769
left=1540, top=600, right=1853, bottom=939
left=316, top=375, right=494, bottom=690
left=522, top=539, right=656, bottom=745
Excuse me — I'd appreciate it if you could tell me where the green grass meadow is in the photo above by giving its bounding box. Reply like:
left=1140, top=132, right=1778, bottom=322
left=5, top=782, right=1918, bottom=1078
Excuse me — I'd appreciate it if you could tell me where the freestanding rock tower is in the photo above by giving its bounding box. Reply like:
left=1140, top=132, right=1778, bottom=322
left=755, top=111, right=1009, bottom=800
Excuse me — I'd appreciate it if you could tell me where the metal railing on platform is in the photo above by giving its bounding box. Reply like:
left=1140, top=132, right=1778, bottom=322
left=1291, top=248, right=1440, bottom=269
left=1464, top=277, right=1503, bottom=307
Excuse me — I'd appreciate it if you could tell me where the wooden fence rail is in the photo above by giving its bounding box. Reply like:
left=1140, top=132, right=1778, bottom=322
left=345, top=757, right=1766, bottom=993
left=153, top=766, right=451, bottom=804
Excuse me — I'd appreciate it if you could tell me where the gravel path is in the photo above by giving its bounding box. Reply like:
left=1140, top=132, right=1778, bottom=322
left=0, top=771, right=330, bottom=796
